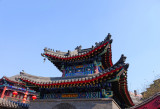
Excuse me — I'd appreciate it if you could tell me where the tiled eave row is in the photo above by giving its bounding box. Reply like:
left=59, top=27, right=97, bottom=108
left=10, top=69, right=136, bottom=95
left=44, top=40, right=111, bottom=61
left=0, top=76, right=25, bottom=86
left=0, top=98, right=28, bottom=109
left=0, top=98, right=19, bottom=109
left=19, top=64, right=125, bottom=87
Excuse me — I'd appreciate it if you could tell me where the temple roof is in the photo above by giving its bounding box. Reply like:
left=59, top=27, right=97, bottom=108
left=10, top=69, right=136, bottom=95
left=0, top=75, right=25, bottom=86
left=41, top=33, right=113, bottom=71
left=0, top=75, right=36, bottom=94
left=42, top=33, right=112, bottom=58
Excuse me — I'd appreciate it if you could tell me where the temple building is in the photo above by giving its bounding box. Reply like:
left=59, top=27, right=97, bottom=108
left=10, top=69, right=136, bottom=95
left=0, top=75, right=37, bottom=109
left=0, top=33, right=135, bottom=109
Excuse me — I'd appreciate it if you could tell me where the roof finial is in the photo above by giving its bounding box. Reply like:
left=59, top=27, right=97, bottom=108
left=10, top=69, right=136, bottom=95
left=75, top=45, right=82, bottom=51
left=68, top=50, right=71, bottom=55
left=105, top=33, right=111, bottom=40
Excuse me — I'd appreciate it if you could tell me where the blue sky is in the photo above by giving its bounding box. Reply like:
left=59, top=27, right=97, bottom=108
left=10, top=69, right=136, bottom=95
left=0, top=0, right=160, bottom=93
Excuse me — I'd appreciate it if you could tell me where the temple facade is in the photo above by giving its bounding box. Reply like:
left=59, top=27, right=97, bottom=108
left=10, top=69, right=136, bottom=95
left=0, top=33, right=135, bottom=109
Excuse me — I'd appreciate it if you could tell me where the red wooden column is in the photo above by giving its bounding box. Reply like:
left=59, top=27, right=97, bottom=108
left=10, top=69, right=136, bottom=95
left=1, top=86, right=7, bottom=98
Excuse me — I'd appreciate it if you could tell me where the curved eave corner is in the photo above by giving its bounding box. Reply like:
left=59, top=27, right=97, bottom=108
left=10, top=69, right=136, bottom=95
left=118, top=64, right=134, bottom=107
left=113, top=55, right=134, bottom=107
left=0, top=76, right=25, bottom=86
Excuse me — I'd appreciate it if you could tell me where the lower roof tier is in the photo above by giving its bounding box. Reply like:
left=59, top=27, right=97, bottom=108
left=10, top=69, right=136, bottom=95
left=18, top=55, right=127, bottom=86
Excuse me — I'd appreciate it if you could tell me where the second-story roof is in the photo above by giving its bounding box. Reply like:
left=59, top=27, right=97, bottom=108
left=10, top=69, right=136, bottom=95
left=41, top=33, right=113, bottom=71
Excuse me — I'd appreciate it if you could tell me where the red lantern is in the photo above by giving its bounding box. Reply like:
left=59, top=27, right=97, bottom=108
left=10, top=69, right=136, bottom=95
left=32, top=95, right=37, bottom=100
left=13, top=91, right=18, bottom=97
